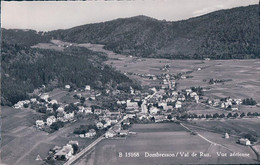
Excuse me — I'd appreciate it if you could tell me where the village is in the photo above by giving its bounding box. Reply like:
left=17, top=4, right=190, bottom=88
left=12, top=63, right=260, bottom=164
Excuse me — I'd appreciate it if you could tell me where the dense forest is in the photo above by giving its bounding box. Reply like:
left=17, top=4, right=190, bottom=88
left=48, top=5, right=259, bottom=59
left=1, top=43, right=136, bottom=105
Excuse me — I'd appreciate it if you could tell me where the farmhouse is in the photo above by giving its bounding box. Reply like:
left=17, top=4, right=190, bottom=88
left=112, top=125, right=121, bottom=133
left=36, top=120, right=45, bottom=129
left=65, top=85, right=71, bottom=89
left=94, top=109, right=103, bottom=115
left=40, top=93, right=49, bottom=102
left=119, top=130, right=129, bottom=136
left=85, top=129, right=96, bottom=138
left=150, top=107, right=160, bottom=115
left=55, top=145, right=73, bottom=160
left=190, top=92, right=197, bottom=98
left=239, top=138, right=251, bottom=146
left=64, top=112, right=75, bottom=121
left=46, top=116, right=57, bottom=126
left=85, top=85, right=91, bottom=91
left=49, top=100, right=58, bottom=105
left=96, top=122, right=104, bottom=129
left=57, top=106, right=65, bottom=113
left=105, top=130, right=117, bottom=138
left=126, top=100, right=139, bottom=109
left=175, top=101, right=182, bottom=108
left=14, top=101, right=24, bottom=109
left=30, top=98, right=37, bottom=103
left=84, top=107, right=92, bottom=114
left=154, top=115, right=165, bottom=123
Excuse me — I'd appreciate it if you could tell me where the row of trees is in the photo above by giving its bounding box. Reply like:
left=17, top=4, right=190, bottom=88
left=242, top=98, right=257, bottom=105
left=177, top=112, right=260, bottom=120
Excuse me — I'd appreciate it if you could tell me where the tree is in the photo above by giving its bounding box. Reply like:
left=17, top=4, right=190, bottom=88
left=167, top=115, right=172, bottom=120
left=52, top=103, right=59, bottom=111
left=209, top=79, right=214, bottom=84
left=219, top=113, right=225, bottom=118
left=206, top=114, right=212, bottom=118
left=240, top=112, right=245, bottom=118
left=213, top=113, right=219, bottom=118
left=227, top=113, right=232, bottom=118
left=50, top=121, right=64, bottom=130
left=233, top=112, right=239, bottom=118
left=38, top=107, right=47, bottom=113
left=23, top=103, right=29, bottom=108
left=247, top=112, right=252, bottom=116
left=72, top=144, right=79, bottom=155
left=242, top=98, right=257, bottom=105
left=80, top=97, right=86, bottom=104
left=244, top=134, right=257, bottom=142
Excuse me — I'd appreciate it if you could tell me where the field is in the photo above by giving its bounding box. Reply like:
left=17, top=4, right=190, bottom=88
left=0, top=106, right=96, bottom=165
left=75, top=123, right=258, bottom=165
left=33, top=41, right=260, bottom=104
left=109, top=58, right=260, bottom=103
left=187, top=118, right=260, bottom=138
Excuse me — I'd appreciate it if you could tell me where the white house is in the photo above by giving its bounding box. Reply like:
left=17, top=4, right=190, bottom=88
left=30, top=98, right=37, bottom=103
left=96, top=122, right=104, bottom=129
left=239, top=138, right=251, bottom=146
left=126, top=100, right=138, bottom=109
left=55, top=145, right=73, bottom=160
left=40, top=93, right=49, bottom=102
left=175, top=101, right=182, bottom=108
left=64, top=112, right=74, bottom=121
left=65, top=85, right=71, bottom=89
left=195, top=95, right=199, bottom=103
left=85, top=85, right=91, bottom=91
left=190, top=92, right=197, bottom=98
left=105, top=130, right=116, bottom=138
left=47, top=116, right=57, bottom=126
left=154, top=115, right=165, bottom=123
left=49, top=100, right=58, bottom=105
left=85, top=129, right=96, bottom=138
left=150, top=107, right=159, bottom=115
left=186, top=89, right=192, bottom=95
left=94, top=109, right=102, bottom=115
left=14, top=101, right=24, bottom=109
left=84, top=107, right=92, bottom=114
left=36, top=120, right=45, bottom=129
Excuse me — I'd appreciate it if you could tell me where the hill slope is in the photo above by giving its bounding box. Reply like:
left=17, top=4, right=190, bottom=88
left=48, top=5, right=259, bottom=59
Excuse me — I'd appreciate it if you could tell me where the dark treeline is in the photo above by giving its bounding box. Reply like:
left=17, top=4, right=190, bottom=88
left=1, top=43, right=135, bottom=105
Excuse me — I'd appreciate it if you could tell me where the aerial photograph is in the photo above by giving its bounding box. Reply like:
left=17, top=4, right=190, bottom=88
left=0, top=0, right=260, bottom=165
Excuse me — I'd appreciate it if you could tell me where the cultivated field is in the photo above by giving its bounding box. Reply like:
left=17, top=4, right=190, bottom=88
left=188, top=118, right=260, bottom=138
left=0, top=106, right=96, bottom=165
left=75, top=123, right=258, bottom=165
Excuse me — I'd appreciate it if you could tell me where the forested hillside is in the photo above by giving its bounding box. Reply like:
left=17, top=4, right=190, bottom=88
left=1, top=43, right=137, bottom=105
left=2, top=29, right=50, bottom=46
left=48, top=5, right=259, bottom=59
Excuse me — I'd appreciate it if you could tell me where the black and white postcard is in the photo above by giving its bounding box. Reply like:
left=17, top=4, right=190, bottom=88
left=1, top=0, right=260, bottom=164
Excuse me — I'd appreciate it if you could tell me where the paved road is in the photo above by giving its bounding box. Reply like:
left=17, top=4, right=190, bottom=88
left=64, top=135, right=105, bottom=165
left=64, top=117, right=126, bottom=165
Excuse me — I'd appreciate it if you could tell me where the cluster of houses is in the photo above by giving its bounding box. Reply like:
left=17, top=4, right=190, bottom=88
left=206, top=97, right=242, bottom=111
